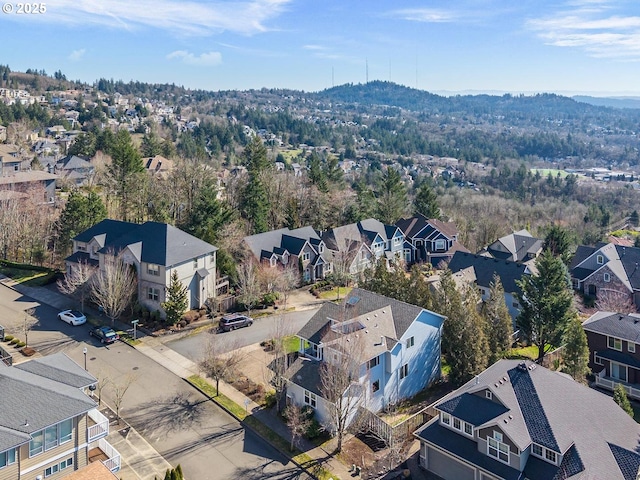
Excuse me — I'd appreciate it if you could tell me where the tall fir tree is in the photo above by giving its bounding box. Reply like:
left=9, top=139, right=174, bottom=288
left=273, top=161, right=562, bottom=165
left=543, top=224, right=572, bottom=264
left=516, top=250, right=575, bottom=362
left=561, top=315, right=590, bottom=382
left=162, top=271, right=188, bottom=325
left=375, top=167, right=407, bottom=224
left=414, top=181, right=440, bottom=219
left=107, top=129, right=144, bottom=221
left=58, top=190, right=107, bottom=253
left=241, top=136, right=271, bottom=233
left=613, top=383, right=634, bottom=417
left=482, top=275, right=513, bottom=364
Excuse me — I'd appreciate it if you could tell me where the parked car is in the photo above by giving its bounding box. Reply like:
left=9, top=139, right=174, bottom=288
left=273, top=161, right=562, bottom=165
left=89, top=326, right=120, bottom=344
left=58, top=310, right=87, bottom=326
left=218, top=313, right=253, bottom=332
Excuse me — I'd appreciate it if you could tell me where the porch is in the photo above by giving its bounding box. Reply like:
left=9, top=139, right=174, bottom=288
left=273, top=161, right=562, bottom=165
left=88, top=437, right=121, bottom=473
left=595, top=370, right=640, bottom=400
left=87, top=408, right=109, bottom=442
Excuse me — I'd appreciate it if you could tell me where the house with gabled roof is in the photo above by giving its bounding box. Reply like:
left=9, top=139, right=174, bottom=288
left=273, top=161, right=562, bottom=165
left=416, top=359, right=640, bottom=480
left=446, top=251, right=532, bottom=319
left=395, top=213, right=468, bottom=267
left=583, top=310, right=640, bottom=400
left=0, top=352, right=120, bottom=478
left=55, top=155, right=95, bottom=185
left=66, top=219, right=219, bottom=312
left=243, top=226, right=331, bottom=283
left=570, top=242, right=640, bottom=307
left=285, top=288, right=444, bottom=432
left=484, top=229, right=543, bottom=265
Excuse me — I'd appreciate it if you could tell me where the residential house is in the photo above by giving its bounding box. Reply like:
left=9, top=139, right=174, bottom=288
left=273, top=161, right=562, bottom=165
left=55, top=155, right=95, bottom=185
left=143, top=155, right=173, bottom=177
left=321, top=218, right=404, bottom=275
left=483, top=229, right=543, bottom=265
left=570, top=242, right=640, bottom=307
left=583, top=310, right=640, bottom=400
left=446, top=252, right=532, bottom=319
left=0, top=171, right=57, bottom=203
left=0, top=126, right=6, bottom=142
left=416, top=359, right=640, bottom=480
left=0, top=352, right=121, bottom=479
left=395, top=214, right=468, bottom=267
left=66, top=219, right=219, bottom=312
left=243, top=226, right=330, bottom=283
left=285, top=288, right=445, bottom=432
left=0, top=144, right=21, bottom=176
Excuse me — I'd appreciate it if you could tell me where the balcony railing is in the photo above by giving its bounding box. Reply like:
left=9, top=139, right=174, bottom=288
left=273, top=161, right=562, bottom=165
left=87, top=408, right=109, bottom=442
left=88, top=438, right=121, bottom=473
left=595, top=370, right=640, bottom=400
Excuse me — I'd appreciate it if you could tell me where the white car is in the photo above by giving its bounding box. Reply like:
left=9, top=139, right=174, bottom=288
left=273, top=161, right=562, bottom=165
left=58, top=310, right=87, bottom=326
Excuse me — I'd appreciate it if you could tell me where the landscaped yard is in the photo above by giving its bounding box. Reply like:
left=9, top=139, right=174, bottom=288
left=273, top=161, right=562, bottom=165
left=0, top=266, right=56, bottom=286
left=318, top=286, right=352, bottom=300
left=506, top=344, right=554, bottom=360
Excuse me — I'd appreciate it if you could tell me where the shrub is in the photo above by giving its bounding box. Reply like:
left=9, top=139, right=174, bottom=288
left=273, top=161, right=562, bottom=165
left=261, top=292, right=279, bottom=306
left=305, top=418, right=323, bottom=440
left=151, top=310, right=161, bottom=323
left=181, top=310, right=200, bottom=324
left=4, top=335, right=13, bottom=342
left=264, top=390, right=276, bottom=408
left=9, top=338, right=19, bottom=345
left=16, top=341, right=25, bottom=348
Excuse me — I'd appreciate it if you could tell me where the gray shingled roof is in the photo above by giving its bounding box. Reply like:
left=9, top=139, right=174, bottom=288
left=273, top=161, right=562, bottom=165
left=284, top=357, right=323, bottom=396
left=14, top=352, right=96, bottom=389
left=243, top=226, right=320, bottom=259
left=583, top=311, right=640, bottom=344
left=423, top=359, right=640, bottom=480
left=437, top=392, right=509, bottom=426
left=447, top=251, right=530, bottom=293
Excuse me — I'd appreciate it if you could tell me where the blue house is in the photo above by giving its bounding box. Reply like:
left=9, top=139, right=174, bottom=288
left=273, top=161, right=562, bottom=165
left=284, top=288, right=444, bottom=432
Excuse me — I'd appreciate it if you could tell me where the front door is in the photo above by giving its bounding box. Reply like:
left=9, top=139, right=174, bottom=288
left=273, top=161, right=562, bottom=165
left=611, top=362, right=628, bottom=382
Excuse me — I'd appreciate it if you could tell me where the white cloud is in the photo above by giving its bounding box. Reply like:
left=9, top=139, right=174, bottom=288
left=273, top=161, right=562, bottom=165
left=386, top=8, right=459, bottom=23
left=35, top=0, right=291, bottom=36
left=68, top=49, right=86, bottom=61
left=167, top=50, right=222, bottom=66
left=527, top=1, right=640, bottom=60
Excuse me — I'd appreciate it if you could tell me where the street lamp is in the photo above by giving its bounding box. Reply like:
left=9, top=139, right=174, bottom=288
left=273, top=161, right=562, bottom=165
left=83, top=347, right=87, bottom=370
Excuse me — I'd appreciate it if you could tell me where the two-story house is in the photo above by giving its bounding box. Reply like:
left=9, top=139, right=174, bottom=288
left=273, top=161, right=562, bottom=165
left=570, top=242, right=640, bottom=307
left=0, top=144, right=21, bottom=175
left=483, top=229, right=543, bottom=265
left=243, top=226, right=330, bottom=283
left=66, top=219, right=218, bottom=312
left=416, top=359, right=640, bottom=480
left=395, top=214, right=468, bottom=267
left=54, top=155, right=95, bottom=186
left=583, top=310, right=640, bottom=400
left=321, top=218, right=404, bottom=274
left=447, top=251, right=532, bottom=319
left=0, top=352, right=120, bottom=479
left=284, top=288, right=444, bottom=432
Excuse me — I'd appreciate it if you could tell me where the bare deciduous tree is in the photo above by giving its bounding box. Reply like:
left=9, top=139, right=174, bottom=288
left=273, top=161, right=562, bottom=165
left=236, top=256, right=262, bottom=315
left=199, top=336, right=246, bottom=396
left=57, top=261, right=97, bottom=312
left=276, top=263, right=300, bottom=310
left=265, top=315, right=295, bottom=411
left=111, top=374, right=136, bottom=424
left=595, top=288, right=636, bottom=314
left=90, top=253, right=137, bottom=326
left=284, top=404, right=311, bottom=452
left=23, top=307, right=37, bottom=348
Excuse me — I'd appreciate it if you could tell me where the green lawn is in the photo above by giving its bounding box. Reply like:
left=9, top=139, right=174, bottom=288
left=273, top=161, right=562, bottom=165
left=530, top=168, right=569, bottom=178
left=0, top=266, right=54, bottom=286
left=506, top=344, right=555, bottom=360
left=318, top=286, right=352, bottom=300
left=284, top=335, right=301, bottom=354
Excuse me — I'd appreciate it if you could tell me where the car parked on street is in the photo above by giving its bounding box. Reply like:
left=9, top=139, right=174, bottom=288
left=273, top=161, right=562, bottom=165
left=218, top=313, right=253, bottom=332
left=58, top=310, right=87, bottom=326
left=89, top=326, right=120, bottom=344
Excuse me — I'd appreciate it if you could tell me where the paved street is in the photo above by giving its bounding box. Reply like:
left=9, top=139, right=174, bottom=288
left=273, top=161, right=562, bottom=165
left=0, top=283, right=308, bottom=480
left=167, top=308, right=318, bottom=362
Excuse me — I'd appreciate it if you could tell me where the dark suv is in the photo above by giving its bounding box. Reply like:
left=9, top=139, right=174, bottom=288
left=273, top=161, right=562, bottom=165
left=219, top=313, right=253, bottom=332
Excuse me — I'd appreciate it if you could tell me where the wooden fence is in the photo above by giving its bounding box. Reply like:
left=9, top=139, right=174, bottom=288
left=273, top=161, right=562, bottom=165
left=357, top=402, right=439, bottom=445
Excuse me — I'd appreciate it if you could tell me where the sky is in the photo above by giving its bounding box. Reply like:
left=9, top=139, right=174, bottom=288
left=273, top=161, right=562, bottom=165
left=2, top=0, right=640, bottom=96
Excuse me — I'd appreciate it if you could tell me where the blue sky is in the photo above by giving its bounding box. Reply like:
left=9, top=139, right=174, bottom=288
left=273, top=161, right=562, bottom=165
left=2, top=0, right=640, bottom=95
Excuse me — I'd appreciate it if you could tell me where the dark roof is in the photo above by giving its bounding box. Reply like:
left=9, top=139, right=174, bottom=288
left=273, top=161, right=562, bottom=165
left=89, top=221, right=216, bottom=267
left=57, top=155, right=92, bottom=170
left=609, top=444, right=640, bottom=480
left=395, top=213, right=459, bottom=241
left=583, top=311, right=640, bottom=344
left=437, top=393, right=509, bottom=427
left=243, top=226, right=320, bottom=260
left=569, top=245, right=597, bottom=270
left=617, top=244, right=640, bottom=290
left=487, top=230, right=543, bottom=263
left=417, top=421, right=523, bottom=480
left=14, top=352, right=96, bottom=389
left=297, top=287, right=427, bottom=345
left=64, top=251, right=99, bottom=267
left=284, top=357, right=322, bottom=396
left=446, top=251, right=530, bottom=293
left=595, top=349, right=640, bottom=369
left=523, top=444, right=584, bottom=480
left=570, top=244, right=640, bottom=290
left=73, top=219, right=133, bottom=244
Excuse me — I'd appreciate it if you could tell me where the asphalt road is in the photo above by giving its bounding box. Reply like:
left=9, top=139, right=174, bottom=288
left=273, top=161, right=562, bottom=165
left=166, top=308, right=319, bottom=363
left=0, top=283, right=309, bottom=480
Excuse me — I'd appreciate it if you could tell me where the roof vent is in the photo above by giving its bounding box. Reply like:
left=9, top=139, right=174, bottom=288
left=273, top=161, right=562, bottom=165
left=382, top=310, right=386, bottom=314
left=494, top=383, right=499, bottom=387
left=509, top=415, right=513, bottom=420
left=502, top=376, right=508, bottom=382
left=504, top=419, right=509, bottom=424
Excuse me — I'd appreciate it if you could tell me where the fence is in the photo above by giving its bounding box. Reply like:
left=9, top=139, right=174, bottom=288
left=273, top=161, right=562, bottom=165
left=357, top=402, right=439, bottom=446
left=541, top=345, right=565, bottom=369
left=0, top=345, right=12, bottom=366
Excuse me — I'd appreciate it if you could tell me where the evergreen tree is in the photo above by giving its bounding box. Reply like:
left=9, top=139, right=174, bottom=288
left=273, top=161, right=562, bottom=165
left=613, top=383, right=634, bottom=417
left=57, top=190, right=107, bottom=253
left=483, top=275, right=513, bottom=364
left=375, top=168, right=407, bottom=224
left=516, top=250, right=575, bottom=362
left=184, top=185, right=236, bottom=244
left=562, top=315, right=590, bottom=382
left=68, top=132, right=97, bottom=157
left=544, top=224, right=572, bottom=263
left=414, top=181, right=440, bottom=219
left=630, top=210, right=639, bottom=228
left=107, top=130, right=144, bottom=221
left=241, top=136, right=271, bottom=233
left=141, top=130, right=162, bottom=157
left=162, top=271, right=188, bottom=325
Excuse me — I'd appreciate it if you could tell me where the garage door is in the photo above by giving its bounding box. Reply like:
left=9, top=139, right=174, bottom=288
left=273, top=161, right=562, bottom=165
left=427, top=447, right=475, bottom=480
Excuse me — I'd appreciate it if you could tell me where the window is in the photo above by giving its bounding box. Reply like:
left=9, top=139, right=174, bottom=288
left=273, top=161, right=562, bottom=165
left=406, top=336, right=415, bottom=348
left=400, top=363, right=409, bottom=379
left=269, top=257, right=276, bottom=267
left=629, top=342, right=636, bottom=353
left=608, top=336, right=622, bottom=351
left=147, top=287, right=159, bottom=301
left=45, top=464, right=59, bottom=477
left=512, top=301, right=520, bottom=309
left=488, top=432, right=509, bottom=463
left=319, top=244, right=324, bottom=253
left=367, top=356, right=380, bottom=369
left=193, top=258, right=198, bottom=268
left=394, top=236, right=402, bottom=245
left=77, top=244, right=86, bottom=252
left=147, top=263, right=160, bottom=276
left=478, top=287, right=485, bottom=296
left=29, top=430, right=43, bottom=457
left=441, top=412, right=451, bottom=425
left=594, top=354, right=603, bottom=365
left=453, top=418, right=461, bottom=430
left=0, top=448, right=15, bottom=468
left=44, top=425, right=58, bottom=450
left=435, top=239, right=446, bottom=251
left=301, top=252, right=310, bottom=262
left=59, top=419, right=72, bottom=444
left=464, top=423, right=473, bottom=436
left=597, top=255, right=604, bottom=265
left=44, top=456, right=75, bottom=476
left=485, top=390, right=493, bottom=400
left=532, top=444, right=543, bottom=457
left=545, top=449, right=557, bottom=463
left=611, top=362, right=628, bottom=382
left=604, top=273, right=611, bottom=282
left=304, top=390, right=317, bottom=408
left=372, top=380, right=380, bottom=393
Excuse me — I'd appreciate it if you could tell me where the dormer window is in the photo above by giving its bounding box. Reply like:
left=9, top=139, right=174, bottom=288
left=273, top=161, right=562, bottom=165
left=487, top=431, right=509, bottom=463
left=441, top=412, right=451, bottom=425
left=147, top=263, right=160, bottom=276
left=597, top=254, right=604, bottom=265
left=319, top=244, right=324, bottom=253
left=435, top=239, right=446, bottom=251
left=301, top=252, right=310, bottom=262
left=485, top=390, right=493, bottom=400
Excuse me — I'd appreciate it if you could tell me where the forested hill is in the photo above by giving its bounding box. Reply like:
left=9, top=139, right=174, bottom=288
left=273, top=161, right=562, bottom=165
left=316, top=80, right=640, bottom=122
